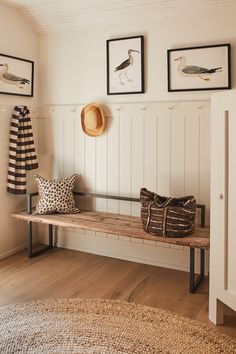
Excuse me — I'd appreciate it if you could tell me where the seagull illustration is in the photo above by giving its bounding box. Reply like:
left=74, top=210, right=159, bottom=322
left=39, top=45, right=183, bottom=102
left=0, top=63, right=30, bottom=88
left=114, top=49, right=140, bottom=85
left=174, top=56, right=222, bottom=81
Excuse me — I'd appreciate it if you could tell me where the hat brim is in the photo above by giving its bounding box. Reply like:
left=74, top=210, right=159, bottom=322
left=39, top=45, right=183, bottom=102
left=81, top=103, right=106, bottom=137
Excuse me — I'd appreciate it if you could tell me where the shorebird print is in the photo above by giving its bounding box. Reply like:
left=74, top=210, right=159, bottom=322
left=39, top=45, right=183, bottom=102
left=174, top=56, right=222, bottom=81
left=114, top=49, right=140, bottom=85
left=0, top=63, right=30, bottom=88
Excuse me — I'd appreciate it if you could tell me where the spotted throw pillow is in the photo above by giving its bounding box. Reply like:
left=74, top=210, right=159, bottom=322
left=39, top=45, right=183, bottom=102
left=34, top=174, right=80, bottom=215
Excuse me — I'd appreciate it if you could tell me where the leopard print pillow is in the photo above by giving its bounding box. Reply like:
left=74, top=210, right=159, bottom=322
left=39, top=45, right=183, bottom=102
left=34, top=174, right=80, bottom=215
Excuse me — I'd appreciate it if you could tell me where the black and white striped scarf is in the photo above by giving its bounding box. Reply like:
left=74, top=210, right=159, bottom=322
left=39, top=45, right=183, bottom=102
left=7, top=105, right=38, bottom=194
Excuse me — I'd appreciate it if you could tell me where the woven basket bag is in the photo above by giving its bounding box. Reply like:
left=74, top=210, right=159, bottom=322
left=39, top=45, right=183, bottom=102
left=140, top=188, right=196, bottom=237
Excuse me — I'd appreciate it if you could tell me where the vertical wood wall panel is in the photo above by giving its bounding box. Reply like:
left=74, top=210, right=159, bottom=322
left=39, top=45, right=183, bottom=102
left=131, top=106, right=144, bottom=217
left=185, top=108, right=200, bottom=199
left=53, top=110, right=64, bottom=179
left=199, top=104, right=211, bottom=225
left=143, top=105, right=157, bottom=192
left=63, top=110, right=75, bottom=177
left=84, top=134, right=96, bottom=215
left=119, top=107, right=132, bottom=215
left=95, top=126, right=108, bottom=212
left=74, top=106, right=85, bottom=208
left=170, top=107, right=185, bottom=196
left=157, top=105, right=171, bottom=196
left=107, top=109, right=120, bottom=213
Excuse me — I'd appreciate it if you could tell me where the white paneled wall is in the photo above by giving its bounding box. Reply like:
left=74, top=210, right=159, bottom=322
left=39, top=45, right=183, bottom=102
left=39, top=101, right=210, bottom=272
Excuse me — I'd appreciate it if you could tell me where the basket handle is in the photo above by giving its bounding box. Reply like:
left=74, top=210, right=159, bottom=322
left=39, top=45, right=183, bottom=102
left=146, top=199, right=170, bottom=236
left=154, top=194, right=173, bottom=208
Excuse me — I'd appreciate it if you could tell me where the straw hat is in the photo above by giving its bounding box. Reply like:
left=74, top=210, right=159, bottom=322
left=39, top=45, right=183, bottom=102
left=81, top=103, right=105, bottom=137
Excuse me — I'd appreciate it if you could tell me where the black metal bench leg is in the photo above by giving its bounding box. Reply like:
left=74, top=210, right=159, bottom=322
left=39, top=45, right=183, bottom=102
left=200, top=248, right=205, bottom=278
left=49, top=224, right=53, bottom=249
left=189, top=247, right=205, bottom=293
left=27, top=222, right=54, bottom=258
left=28, top=221, right=33, bottom=258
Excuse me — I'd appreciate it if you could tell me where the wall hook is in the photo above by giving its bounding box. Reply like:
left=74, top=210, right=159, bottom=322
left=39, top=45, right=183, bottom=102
left=141, top=106, right=147, bottom=111
left=115, top=106, right=122, bottom=111
left=70, top=106, right=77, bottom=112
left=168, top=105, right=174, bottom=110
left=197, top=105, right=203, bottom=110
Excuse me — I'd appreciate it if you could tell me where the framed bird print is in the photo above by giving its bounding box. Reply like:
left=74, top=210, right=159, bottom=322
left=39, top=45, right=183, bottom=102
left=106, top=35, right=144, bottom=95
left=0, top=53, right=34, bottom=97
left=167, top=44, right=231, bottom=92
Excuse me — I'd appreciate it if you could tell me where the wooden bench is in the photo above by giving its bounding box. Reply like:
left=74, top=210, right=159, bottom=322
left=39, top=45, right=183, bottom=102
left=12, top=192, right=209, bottom=294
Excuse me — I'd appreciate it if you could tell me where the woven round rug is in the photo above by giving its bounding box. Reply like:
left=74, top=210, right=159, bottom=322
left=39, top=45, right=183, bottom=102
left=0, top=298, right=235, bottom=354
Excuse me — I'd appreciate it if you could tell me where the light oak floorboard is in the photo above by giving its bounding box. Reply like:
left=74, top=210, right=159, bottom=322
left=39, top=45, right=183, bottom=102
left=0, top=248, right=235, bottom=338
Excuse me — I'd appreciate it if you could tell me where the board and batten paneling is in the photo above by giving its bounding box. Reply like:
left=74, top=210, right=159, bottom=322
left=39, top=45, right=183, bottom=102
left=40, top=101, right=210, bottom=273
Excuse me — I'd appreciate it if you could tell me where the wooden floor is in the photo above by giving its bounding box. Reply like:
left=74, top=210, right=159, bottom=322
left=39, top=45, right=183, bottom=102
left=0, top=248, right=236, bottom=338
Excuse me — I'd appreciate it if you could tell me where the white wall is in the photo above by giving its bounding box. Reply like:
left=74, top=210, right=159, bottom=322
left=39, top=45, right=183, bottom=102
left=38, top=8, right=236, bottom=272
left=39, top=9, right=236, bottom=105
left=0, top=3, right=41, bottom=258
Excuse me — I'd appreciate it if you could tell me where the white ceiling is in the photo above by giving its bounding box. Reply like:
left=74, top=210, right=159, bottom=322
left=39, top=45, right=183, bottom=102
left=2, top=0, right=236, bottom=33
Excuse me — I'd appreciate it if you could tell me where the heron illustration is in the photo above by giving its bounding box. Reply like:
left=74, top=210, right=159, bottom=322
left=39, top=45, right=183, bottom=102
left=114, top=49, right=140, bottom=85
left=174, top=56, right=222, bottom=81
left=0, top=63, right=30, bottom=88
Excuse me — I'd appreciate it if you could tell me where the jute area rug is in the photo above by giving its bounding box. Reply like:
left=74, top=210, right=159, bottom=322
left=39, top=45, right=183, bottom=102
left=0, top=299, right=235, bottom=354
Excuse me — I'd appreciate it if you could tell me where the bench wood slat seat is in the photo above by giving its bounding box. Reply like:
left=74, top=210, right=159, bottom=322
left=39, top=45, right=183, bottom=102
left=11, top=191, right=210, bottom=294
left=12, top=209, right=209, bottom=250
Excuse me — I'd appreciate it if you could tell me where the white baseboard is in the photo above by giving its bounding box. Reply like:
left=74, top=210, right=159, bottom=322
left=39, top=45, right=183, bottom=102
left=56, top=242, right=190, bottom=272
left=38, top=227, right=209, bottom=274
left=0, top=228, right=38, bottom=260
left=0, top=243, right=27, bottom=260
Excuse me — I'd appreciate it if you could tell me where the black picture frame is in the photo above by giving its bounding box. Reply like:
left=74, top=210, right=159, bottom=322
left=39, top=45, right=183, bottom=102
left=167, top=44, right=231, bottom=92
left=106, top=35, right=144, bottom=95
left=0, top=53, right=34, bottom=97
